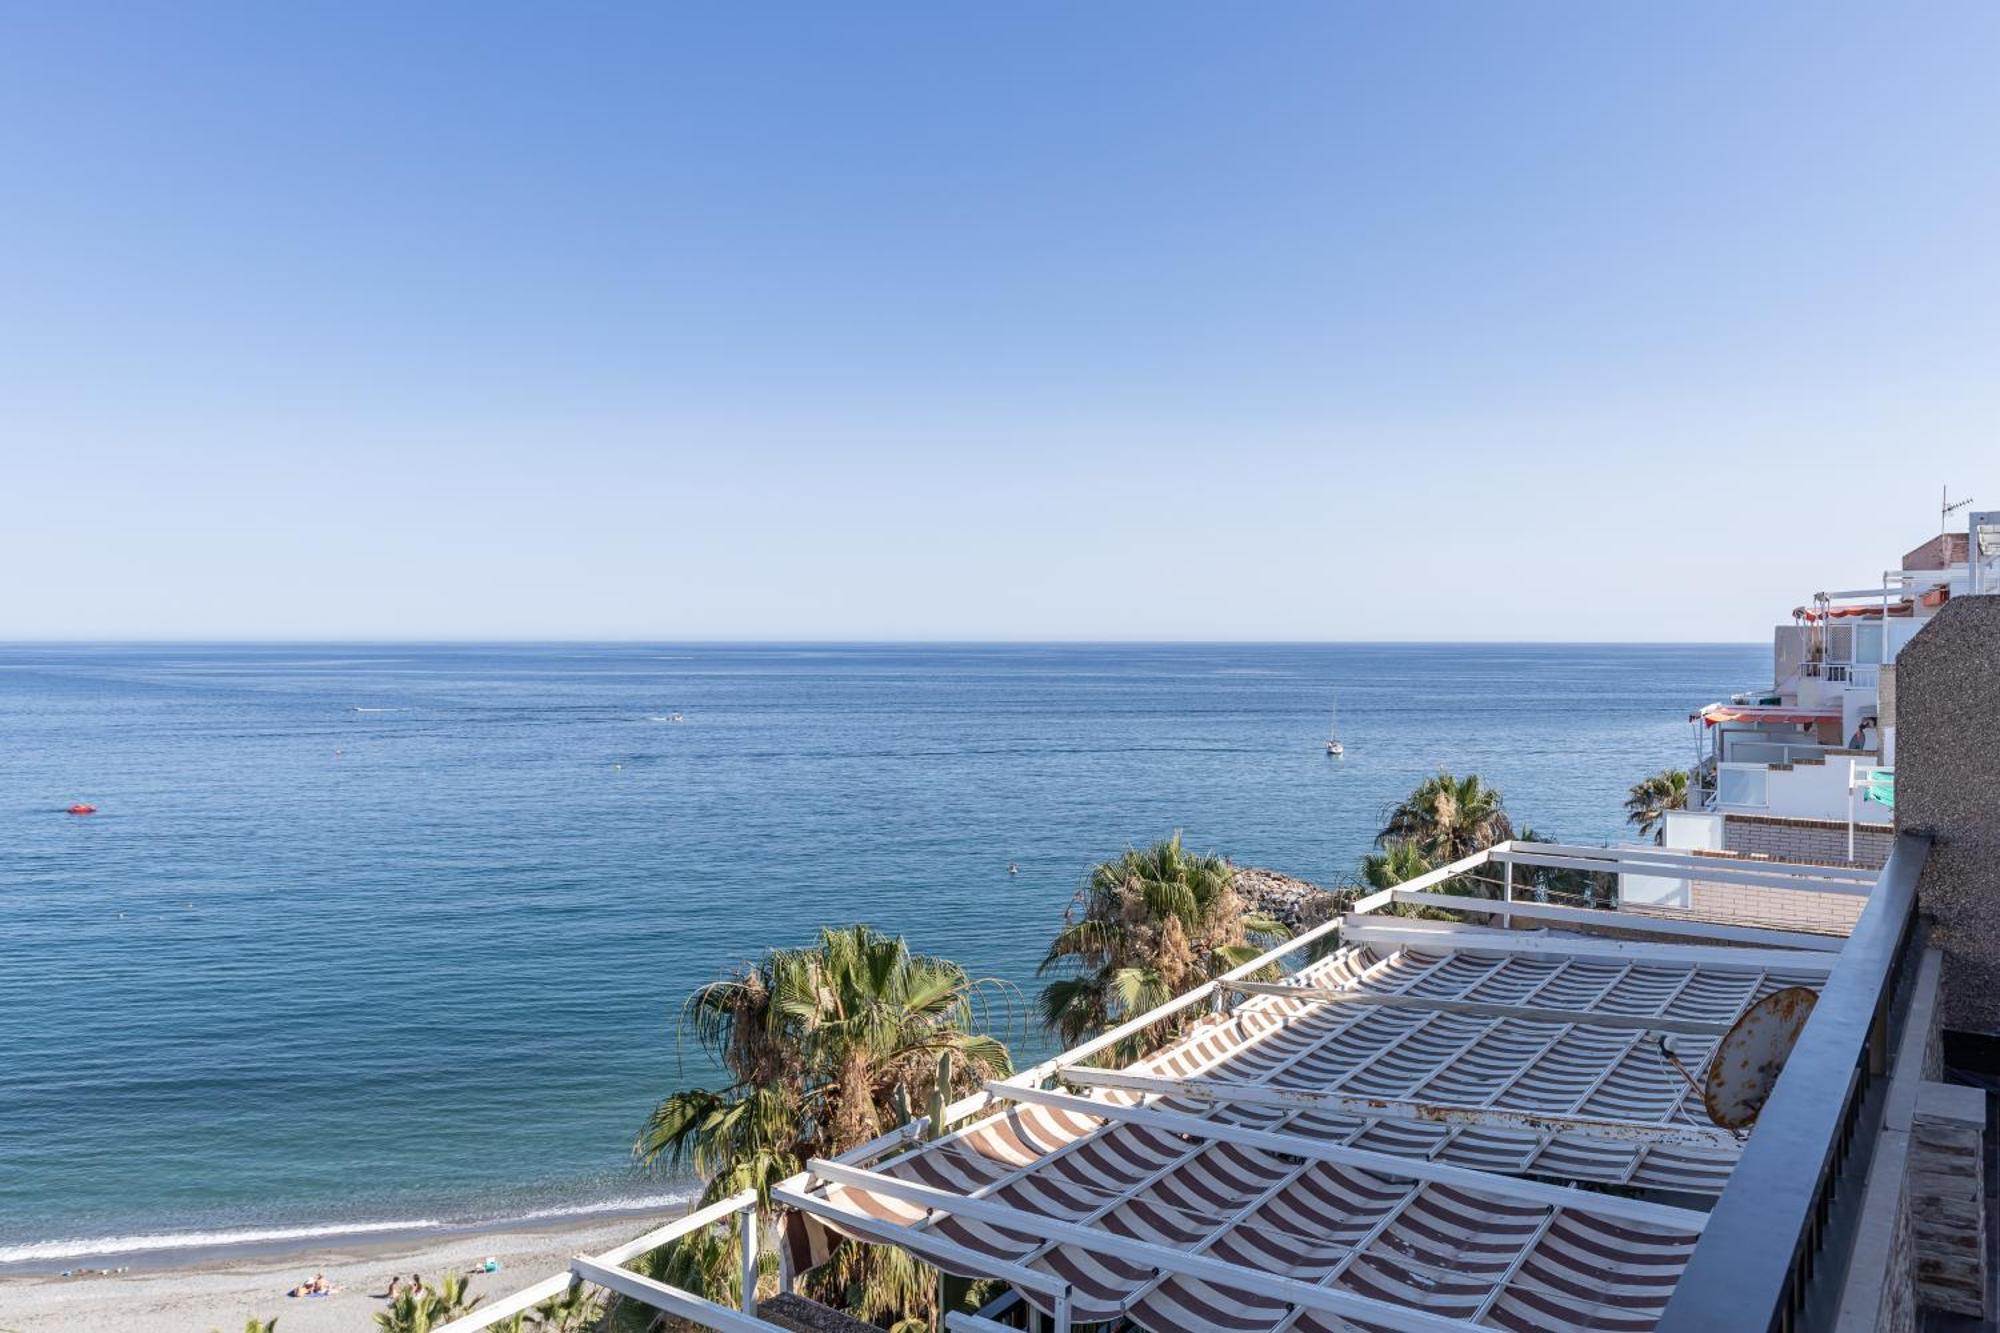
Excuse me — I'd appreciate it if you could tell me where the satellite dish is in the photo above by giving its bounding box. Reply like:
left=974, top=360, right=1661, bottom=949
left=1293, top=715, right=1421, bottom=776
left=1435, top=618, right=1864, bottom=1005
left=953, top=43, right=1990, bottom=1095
left=1700, top=986, right=1819, bottom=1130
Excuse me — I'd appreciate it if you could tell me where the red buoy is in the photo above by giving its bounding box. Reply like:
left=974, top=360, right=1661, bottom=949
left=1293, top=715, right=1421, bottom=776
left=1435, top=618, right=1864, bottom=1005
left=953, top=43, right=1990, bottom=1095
left=66, top=804, right=97, bottom=816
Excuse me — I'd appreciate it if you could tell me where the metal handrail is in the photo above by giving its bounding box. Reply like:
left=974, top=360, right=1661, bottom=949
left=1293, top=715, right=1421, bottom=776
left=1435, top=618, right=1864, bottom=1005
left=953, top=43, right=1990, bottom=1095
left=1653, top=831, right=1930, bottom=1333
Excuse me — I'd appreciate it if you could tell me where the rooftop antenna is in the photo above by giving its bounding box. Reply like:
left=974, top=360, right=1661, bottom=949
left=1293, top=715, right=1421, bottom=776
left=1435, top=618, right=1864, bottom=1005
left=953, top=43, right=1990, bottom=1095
left=1944, top=485, right=1975, bottom=537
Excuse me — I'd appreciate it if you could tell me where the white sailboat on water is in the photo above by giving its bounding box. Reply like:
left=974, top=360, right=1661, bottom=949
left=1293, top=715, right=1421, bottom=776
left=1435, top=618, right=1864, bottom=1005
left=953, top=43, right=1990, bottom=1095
left=1325, top=696, right=1344, bottom=757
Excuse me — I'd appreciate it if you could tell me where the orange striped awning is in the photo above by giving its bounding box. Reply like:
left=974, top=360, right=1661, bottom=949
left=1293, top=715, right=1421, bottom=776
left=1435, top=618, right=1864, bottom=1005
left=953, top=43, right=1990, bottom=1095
left=1692, top=704, right=1842, bottom=726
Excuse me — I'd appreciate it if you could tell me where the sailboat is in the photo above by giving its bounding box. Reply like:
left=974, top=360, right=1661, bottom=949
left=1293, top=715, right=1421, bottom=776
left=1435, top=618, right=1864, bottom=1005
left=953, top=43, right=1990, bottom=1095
left=1325, top=697, right=1344, bottom=757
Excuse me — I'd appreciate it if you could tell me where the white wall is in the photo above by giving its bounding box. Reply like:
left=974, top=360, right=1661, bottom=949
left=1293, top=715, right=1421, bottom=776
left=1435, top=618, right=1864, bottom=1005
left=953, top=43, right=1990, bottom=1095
left=1618, top=811, right=1723, bottom=909
left=1715, top=756, right=1892, bottom=824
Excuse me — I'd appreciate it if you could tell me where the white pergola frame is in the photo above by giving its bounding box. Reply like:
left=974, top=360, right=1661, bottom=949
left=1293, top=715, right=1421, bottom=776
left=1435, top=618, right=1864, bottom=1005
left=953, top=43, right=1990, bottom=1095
left=443, top=838, right=1869, bottom=1333
left=433, top=1190, right=774, bottom=1333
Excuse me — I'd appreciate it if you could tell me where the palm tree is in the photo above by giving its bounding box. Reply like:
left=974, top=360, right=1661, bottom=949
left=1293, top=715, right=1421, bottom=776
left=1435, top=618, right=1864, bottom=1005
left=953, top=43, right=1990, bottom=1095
left=635, top=925, right=1012, bottom=1326
left=1377, top=770, right=1513, bottom=864
left=1358, top=840, right=1432, bottom=890
left=374, top=1273, right=480, bottom=1333
left=1625, top=769, right=1690, bottom=840
left=1037, top=832, right=1288, bottom=1060
left=527, top=1283, right=600, bottom=1332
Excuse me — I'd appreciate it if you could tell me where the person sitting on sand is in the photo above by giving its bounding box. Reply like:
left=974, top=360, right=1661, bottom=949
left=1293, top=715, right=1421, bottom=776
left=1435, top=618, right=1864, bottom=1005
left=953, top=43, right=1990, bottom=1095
left=385, top=1274, right=403, bottom=1300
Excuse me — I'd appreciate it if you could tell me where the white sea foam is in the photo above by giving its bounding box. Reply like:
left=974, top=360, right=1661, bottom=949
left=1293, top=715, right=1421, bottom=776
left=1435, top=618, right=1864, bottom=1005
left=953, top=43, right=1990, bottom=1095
left=0, top=1219, right=445, bottom=1264
left=501, top=1189, right=700, bottom=1224
left=0, top=1189, right=702, bottom=1265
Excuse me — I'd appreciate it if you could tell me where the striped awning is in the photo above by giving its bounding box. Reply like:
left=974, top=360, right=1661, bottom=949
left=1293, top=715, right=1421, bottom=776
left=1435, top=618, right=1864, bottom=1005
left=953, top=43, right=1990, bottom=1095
left=782, top=937, right=1827, bottom=1333
left=1691, top=703, right=1841, bottom=727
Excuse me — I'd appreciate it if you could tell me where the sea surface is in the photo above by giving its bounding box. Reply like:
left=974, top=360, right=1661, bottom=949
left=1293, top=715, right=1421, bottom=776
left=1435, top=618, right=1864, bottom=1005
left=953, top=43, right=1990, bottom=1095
left=0, top=642, right=1760, bottom=1264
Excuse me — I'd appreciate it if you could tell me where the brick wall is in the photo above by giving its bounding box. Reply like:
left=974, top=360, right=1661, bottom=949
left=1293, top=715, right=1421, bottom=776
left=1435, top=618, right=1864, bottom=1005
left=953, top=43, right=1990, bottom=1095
left=1721, top=814, right=1893, bottom=868
left=1686, top=880, right=1865, bottom=931
left=1896, top=595, right=2000, bottom=1034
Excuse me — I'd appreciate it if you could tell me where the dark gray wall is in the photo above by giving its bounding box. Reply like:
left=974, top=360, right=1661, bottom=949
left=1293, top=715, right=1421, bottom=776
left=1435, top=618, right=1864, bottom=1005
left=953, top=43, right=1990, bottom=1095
left=1896, top=596, right=2000, bottom=1034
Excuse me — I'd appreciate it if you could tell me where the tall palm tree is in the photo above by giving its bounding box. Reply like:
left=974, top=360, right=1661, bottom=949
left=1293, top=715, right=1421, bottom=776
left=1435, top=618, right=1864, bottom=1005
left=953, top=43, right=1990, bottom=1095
left=1625, top=769, right=1690, bottom=840
left=1377, top=771, right=1513, bottom=864
left=635, top=925, right=1011, bottom=1325
left=1038, top=832, right=1288, bottom=1061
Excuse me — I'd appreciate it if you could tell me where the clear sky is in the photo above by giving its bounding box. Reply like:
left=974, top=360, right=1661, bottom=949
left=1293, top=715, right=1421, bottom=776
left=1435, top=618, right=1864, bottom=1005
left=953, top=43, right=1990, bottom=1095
left=2, top=3, right=1996, bottom=641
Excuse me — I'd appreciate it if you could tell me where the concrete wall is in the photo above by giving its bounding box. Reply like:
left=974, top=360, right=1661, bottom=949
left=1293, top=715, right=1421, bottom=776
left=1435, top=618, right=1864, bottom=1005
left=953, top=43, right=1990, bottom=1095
left=1835, top=950, right=1986, bottom=1328
left=1911, top=1081, right=1987, bottom=1315
left=1733, top=756, right=1892, bottom=824
left=1894, top=595, right=2000, bottom=1035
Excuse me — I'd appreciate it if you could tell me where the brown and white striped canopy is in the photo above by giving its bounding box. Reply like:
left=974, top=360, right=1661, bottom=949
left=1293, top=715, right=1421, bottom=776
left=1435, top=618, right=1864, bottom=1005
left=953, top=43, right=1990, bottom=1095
left=783, top=933, right=1828, bottom=1333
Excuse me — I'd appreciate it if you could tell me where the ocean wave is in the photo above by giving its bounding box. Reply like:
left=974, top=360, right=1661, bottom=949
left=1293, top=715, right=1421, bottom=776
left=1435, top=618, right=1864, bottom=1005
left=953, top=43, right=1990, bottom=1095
left=500, top=1188, right=700, bottom=1224
left=0, top=1188, right=703, bottom=1265
left=0, top=1219, right=445, bottom=1264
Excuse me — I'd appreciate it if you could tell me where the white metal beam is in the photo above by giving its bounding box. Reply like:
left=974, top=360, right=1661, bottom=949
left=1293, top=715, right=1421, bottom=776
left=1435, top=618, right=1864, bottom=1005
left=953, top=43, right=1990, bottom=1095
left=772, top=1183, right=1069, bottom=1300
left=1058, top=1066, right=1743, bottom=1149
left=1385, top=892, right=1845, bottom=951
left=1336, top=917, right=1836, bottom=975
left=431, top=1190, right=761, bottom=1333
left=1509, top=841, right=1877, bottom=882
left=982, top=1081, right=1709, bottom=1229
left=945, top=1316, right=1019, bottom=1333
left=1493, top=849, right=1870, bottom=895
left=570, top=1256, right=779, bottom=1333
left=1222, top=977, right=1739, bottom=1036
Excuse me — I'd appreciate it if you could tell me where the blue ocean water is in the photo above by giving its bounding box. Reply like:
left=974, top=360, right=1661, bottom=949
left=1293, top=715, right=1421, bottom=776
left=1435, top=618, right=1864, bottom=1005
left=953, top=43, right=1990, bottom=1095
left=0, top=642, right=1758, bottom=1262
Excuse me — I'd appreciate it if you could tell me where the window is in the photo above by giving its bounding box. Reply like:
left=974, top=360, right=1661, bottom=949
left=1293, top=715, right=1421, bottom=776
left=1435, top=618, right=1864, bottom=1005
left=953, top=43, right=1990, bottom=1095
left=1717, top=765, right=1768, bottom=808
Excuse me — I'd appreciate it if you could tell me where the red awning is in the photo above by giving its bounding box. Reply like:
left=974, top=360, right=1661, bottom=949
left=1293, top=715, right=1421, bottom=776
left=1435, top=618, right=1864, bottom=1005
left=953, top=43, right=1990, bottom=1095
left=1795, top=600, right=1914, bottom=622
left=1691, top=704, right=1843, bottom=727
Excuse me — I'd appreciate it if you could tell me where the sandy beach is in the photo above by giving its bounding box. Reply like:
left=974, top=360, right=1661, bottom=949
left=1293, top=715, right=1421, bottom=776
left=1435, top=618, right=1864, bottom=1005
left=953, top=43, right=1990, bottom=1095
left=0, top=1213, right=675, bottom=1333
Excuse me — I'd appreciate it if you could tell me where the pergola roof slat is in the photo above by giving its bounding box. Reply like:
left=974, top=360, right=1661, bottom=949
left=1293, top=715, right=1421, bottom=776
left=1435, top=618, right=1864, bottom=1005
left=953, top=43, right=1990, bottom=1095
left=979, top=1082, right=1711, bottom=1230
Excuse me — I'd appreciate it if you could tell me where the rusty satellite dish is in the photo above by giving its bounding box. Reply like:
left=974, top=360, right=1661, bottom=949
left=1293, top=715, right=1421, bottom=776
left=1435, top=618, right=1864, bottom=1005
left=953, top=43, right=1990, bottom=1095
left=1698, top=985, right=1819, bottom=1130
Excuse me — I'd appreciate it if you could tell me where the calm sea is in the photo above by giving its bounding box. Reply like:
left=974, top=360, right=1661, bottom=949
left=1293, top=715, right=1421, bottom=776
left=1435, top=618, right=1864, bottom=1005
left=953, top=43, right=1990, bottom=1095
left=0, top=642, right=1758, bottom=1263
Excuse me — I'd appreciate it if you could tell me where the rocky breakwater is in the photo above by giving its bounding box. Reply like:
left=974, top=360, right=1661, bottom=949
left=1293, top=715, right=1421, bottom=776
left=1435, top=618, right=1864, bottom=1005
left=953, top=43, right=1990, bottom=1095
left=1232, top=865, right=1352, bottom=933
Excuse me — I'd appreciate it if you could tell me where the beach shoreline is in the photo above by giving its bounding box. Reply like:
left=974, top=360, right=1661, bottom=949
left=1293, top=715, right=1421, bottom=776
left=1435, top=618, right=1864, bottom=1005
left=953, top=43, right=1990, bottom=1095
left=0, top=1208, right=684, bottom=1333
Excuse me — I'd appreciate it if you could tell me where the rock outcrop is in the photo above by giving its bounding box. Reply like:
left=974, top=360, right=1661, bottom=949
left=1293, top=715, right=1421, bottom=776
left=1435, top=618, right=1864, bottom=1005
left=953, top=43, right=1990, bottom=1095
left=1232, top=865, right=1352, bottom=931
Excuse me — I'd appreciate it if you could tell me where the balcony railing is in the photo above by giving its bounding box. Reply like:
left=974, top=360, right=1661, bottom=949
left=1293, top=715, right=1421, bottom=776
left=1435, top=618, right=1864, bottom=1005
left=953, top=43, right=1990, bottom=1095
left=1655, top=833, right=1929, bottom=1333
left=1800, top=661, right=1881, bottom=689
left=1720, top=740, right=1840, bottom=767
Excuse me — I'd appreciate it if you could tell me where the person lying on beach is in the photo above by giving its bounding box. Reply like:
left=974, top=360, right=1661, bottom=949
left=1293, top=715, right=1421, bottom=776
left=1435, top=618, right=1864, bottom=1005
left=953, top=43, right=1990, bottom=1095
left=287, top=1273, right=335, bottom=1298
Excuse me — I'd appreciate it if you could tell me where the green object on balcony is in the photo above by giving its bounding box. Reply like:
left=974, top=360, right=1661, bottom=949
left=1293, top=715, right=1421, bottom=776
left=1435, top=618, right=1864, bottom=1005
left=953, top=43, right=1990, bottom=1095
left=1860, top=769, right=1895, bottom=807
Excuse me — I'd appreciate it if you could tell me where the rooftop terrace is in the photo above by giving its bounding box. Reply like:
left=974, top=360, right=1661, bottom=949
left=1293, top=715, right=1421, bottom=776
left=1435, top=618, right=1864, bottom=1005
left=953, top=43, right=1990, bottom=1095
left=440, top=838, right=1944, bottom=1333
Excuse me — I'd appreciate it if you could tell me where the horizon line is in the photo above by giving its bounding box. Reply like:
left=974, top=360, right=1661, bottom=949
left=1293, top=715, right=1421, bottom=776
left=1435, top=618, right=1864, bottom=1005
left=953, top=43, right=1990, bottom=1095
left=0, top=636, right=1768, bottom=648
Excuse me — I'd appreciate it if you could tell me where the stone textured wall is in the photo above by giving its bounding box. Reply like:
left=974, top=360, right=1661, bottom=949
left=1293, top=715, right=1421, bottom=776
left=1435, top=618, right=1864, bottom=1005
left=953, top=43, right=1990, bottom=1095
left=1834, top=1127, right=1916, bottom=1333
left=1894, top=595, right=2000, bottom=1034
left=1911, top=1081, right=1987, bottom=1316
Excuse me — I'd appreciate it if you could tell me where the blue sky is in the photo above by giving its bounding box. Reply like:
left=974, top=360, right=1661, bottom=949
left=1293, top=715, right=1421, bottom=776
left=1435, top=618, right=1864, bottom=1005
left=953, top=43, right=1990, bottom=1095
left=2, top=3, right=1996, bottom=640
